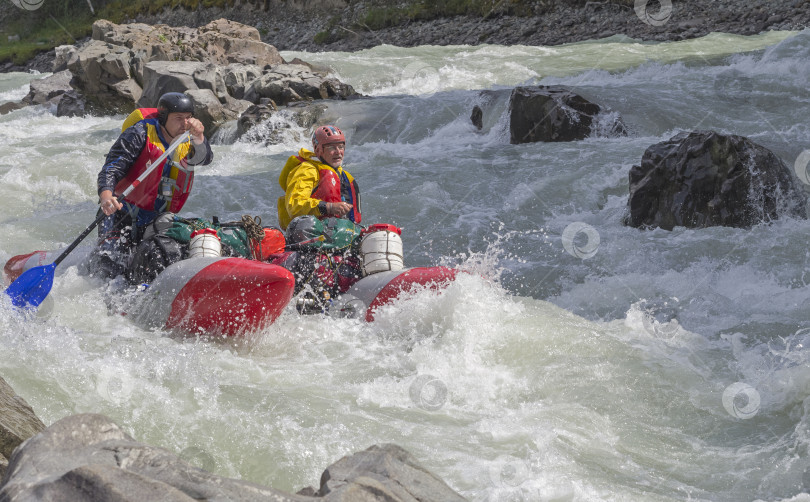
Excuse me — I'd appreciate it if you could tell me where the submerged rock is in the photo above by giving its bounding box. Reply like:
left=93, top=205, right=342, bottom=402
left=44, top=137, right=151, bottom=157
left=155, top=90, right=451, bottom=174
left=236, top=101, right=327, bottom=144
left=624, top=130, right=807, bottom=230
left=0, top=102, right=25, bottom=115
left=508, top=85, right=627, bottom=144
left=470, top=105, right=483, bottom=130
left=0, top=413, right=467, bottom=501
left=237, top=102, right=278, bottom=137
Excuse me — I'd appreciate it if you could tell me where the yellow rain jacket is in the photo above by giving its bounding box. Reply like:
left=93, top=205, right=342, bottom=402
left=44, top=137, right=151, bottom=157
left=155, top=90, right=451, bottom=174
left=277, top=148, right=360, bottom=230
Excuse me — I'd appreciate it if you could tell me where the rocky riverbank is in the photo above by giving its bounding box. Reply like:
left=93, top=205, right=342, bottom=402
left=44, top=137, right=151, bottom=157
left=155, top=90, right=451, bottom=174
left=1, top=19, right=359, bottom=137
left=5, top=0, right=810, bottom=73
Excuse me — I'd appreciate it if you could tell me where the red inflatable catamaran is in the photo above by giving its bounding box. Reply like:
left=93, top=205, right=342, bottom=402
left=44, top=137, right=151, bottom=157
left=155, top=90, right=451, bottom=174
left=4, top=221, right=457, bottom=336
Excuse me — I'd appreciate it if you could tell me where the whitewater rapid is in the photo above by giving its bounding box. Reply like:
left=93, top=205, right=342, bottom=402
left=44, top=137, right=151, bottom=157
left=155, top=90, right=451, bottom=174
left=2, top=29, right=810, bottom=501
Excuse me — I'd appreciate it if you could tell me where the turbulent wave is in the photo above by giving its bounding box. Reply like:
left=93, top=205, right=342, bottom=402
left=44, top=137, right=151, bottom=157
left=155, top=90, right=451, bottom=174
left=2, top=29, right=810, bottom=501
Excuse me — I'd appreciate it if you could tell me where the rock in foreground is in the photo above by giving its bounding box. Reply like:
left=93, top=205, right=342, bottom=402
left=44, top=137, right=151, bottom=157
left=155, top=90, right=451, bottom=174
left=316, top=444, right=467, bottom=501
left=0, top=376, right=46, bottom=481
left=0, top=413, right=466, bottom=502
left=624, top=130, right=807, bottom=230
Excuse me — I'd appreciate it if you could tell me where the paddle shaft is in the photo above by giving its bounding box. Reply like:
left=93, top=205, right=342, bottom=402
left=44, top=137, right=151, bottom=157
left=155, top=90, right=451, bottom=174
left=52, top=212, right=107, bottom=268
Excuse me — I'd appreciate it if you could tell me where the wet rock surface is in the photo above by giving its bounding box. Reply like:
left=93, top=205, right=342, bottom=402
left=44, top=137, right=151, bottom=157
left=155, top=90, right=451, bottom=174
left=0, top=413, right=467, bottom=502
left=508, top=85, right=627, bottom=143
left=0, top=376, right=45, bottom=481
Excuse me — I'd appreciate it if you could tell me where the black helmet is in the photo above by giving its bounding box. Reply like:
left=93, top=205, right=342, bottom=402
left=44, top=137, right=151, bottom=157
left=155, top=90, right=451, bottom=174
left=157, top=92, right=194, bottom=126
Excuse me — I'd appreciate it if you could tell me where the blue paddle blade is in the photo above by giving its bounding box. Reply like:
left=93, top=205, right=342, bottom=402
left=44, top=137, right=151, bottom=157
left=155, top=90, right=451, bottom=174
left=4, top=263, right=56, bottom=309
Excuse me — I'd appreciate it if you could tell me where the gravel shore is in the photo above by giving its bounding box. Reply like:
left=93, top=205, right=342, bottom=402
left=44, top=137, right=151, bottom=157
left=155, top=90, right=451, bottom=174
left=136, top=0, right=810, bottom=52
left=5, top=0, right=810, bottom=72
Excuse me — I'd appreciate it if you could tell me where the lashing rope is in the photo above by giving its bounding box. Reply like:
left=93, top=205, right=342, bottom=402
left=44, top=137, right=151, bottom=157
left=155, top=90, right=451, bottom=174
left=241, top=215, right=265, bottom=260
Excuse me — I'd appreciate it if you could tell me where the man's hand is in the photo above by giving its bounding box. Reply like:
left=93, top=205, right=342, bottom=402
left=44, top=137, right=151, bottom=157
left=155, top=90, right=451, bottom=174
left=187, top=117, right=205, bottom=144
left=99, top=190, right=122, bottom=216
left=326, top=201, right=353, bottom=217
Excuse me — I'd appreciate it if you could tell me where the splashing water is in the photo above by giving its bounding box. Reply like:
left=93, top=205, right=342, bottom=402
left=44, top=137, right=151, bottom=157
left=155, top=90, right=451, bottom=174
left=2, top=30, right=810, bottom=501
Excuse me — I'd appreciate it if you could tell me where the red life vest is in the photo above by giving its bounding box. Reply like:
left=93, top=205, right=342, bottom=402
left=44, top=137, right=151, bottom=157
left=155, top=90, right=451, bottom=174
left=310, top=161, right=362, bottom=224
left=114, top=109, right=194, bottom=213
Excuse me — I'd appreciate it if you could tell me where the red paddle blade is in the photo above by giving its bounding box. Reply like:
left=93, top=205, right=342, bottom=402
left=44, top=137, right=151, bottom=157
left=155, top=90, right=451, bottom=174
left=4, top=250, right=48, bottom=286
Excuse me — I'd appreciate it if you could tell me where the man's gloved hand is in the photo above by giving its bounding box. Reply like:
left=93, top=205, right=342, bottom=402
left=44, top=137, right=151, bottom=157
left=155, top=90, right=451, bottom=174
left=323, top=201, right=353, bottom=217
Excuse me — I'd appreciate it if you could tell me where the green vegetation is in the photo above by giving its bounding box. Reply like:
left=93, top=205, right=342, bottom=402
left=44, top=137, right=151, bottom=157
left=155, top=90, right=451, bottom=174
left=0, top=10, right=95, bottom=65
left=0, top=0, right=239, bottom=66
left=312, top=13, right=342, bottom=45
left=313, top=30, right=332, bottom=44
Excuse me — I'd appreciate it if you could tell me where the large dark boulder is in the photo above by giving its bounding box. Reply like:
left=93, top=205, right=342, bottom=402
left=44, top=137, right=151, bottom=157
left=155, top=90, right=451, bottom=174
left=508, top=85, right=627, bottom=144
left=624, top=130, right=807, bottom=230
left=0, top=376, right=46, bottom=481
left=0, top=413, right=467, bottom=502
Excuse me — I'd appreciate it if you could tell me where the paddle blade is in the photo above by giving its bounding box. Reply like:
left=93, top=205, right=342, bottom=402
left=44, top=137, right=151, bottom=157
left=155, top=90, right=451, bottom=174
left=4, top=263, right=56, bottom=309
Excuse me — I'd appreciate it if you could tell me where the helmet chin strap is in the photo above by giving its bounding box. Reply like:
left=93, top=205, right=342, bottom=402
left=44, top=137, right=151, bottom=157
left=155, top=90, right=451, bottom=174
left=161, top=125, right=175, bottom=143
left=161, top=124, right=184, bottom=144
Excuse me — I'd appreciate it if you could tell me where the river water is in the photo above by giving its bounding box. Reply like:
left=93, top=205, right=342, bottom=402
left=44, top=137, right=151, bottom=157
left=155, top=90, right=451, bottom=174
left=2, top=29, right=810, bottom=501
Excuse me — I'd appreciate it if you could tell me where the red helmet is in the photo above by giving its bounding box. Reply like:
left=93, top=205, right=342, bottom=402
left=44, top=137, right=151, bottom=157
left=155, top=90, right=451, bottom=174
left=312, top=125, right=345, bottom=155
